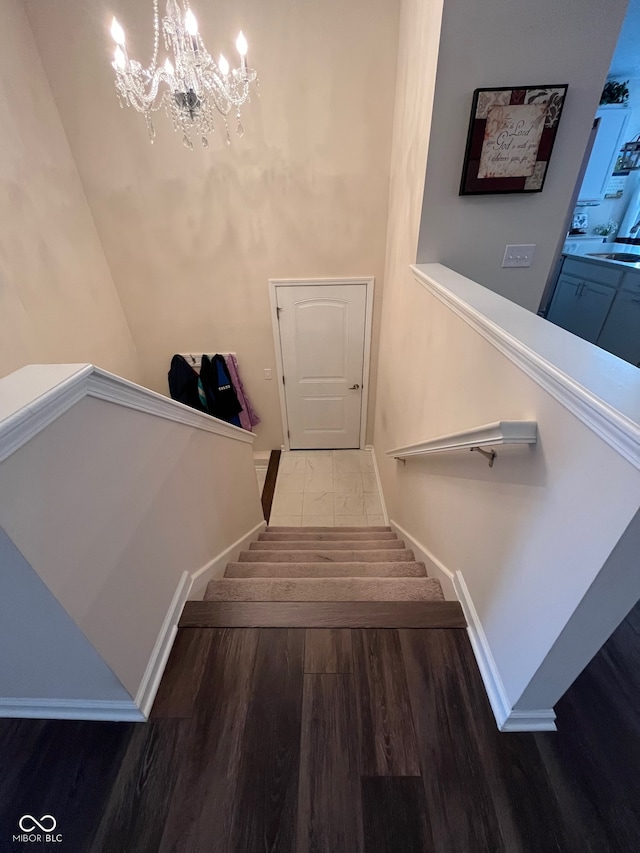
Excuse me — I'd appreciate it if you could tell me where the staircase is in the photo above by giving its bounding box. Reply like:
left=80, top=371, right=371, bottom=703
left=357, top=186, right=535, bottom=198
left=180, top=526, right=465, bottom=628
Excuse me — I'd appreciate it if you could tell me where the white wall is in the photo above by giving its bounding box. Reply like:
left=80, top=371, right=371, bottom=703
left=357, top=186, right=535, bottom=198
left=416, top=0, right=628, bottom=312
left=0, top=528, right=131, bottom=704
left=372, top=0, right=444, bottom=534
left=373, top=0, right=640, bottom=728
left=0, top=0, right=140, bottom=382
left=517, top=507, right=640, bottom=709
left=0, top=366, right=264, bottom=712
left=25, top=0, right=400, bottom=451
left=378, top=266, right=640, bottom=721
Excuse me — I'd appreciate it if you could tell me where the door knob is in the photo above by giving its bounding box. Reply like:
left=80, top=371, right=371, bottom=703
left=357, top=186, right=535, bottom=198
left=349, top=384, right=360, bottom=390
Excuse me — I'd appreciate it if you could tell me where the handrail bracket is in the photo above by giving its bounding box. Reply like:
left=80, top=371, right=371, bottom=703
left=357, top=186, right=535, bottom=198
left=470, top=446, right=496, bottom=467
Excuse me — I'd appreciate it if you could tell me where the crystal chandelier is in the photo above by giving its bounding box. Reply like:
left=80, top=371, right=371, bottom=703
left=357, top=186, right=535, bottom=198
left=109, top=0, right=258, bottom=148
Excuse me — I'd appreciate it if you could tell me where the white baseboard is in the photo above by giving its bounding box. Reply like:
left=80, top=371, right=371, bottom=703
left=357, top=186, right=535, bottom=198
left=365, top=444, right=389, bottom=524
left=134, top=570, right=193, bottom=718
left=453, top=571, right=556, bottom=732
left=189, top=520, right=267, bottom=599
left=253, top=450, right=270, bottom=471
left=389, top=519, right=456, bottom=600
left=0, top=698, right=144, bottom=721
left=0, top=570, right=194, bottom=723
left=5, top=524, right=270, bottom=723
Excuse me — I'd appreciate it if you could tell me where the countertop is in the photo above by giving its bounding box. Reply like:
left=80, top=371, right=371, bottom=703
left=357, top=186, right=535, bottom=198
left=562, top=248, right=640, bottom=271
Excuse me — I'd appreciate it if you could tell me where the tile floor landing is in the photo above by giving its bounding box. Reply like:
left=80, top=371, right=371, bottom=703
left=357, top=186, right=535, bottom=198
left=270, top=449, right=386, bottom=527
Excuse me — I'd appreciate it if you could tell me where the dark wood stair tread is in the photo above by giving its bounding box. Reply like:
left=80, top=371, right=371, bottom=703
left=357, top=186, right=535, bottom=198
left=179, top=600, right=466, bottom=628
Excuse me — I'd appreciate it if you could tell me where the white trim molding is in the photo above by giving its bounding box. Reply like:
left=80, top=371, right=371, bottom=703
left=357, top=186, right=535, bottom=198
left=387, top=420, right=537, bottom=461
left=389, top=520, right=456, bottom=600
left=453, top=571, right=556, bottom=732
left=0, top=363, right=256, bottom=462
left=135, top=571, right=193, bottom=718
left=412, top=264, right=640, bottom=469
left=0, top=698, right=144, bottom=722
left=189, top=520, right=267, bottom=599
left=269, top=277, right=375, bottom=451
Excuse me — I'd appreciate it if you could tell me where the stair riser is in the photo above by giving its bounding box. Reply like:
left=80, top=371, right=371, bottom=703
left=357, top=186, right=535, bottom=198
left=225, top=562, right=427, bottom=578
left=258, top=532, right=397, bottom=542
left=204, top=577, right=444, bottom=602
left=267, top=526, right=391, bottom=533
left=249, top=540, right=405, bottom=551
left=238, top=549, right=416, bottom=563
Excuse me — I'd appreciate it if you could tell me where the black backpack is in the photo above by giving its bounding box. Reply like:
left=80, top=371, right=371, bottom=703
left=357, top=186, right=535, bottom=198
left=199, top=354, right=243, bottom=421
left=167, top=354, right=206, bottom=412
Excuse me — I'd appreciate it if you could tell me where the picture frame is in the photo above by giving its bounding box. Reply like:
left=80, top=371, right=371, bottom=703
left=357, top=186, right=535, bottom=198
left=459, top=84, right=568, bottom=195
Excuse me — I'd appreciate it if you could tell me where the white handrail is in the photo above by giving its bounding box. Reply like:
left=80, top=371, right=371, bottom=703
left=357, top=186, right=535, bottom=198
left=387, top=420, right=537, bottom=463
left=0, top=363, right=255, bottom=462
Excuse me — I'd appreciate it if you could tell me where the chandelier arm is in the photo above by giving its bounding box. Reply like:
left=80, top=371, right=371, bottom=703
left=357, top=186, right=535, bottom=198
left=110, top=0, right=258, bottom=147
left=151, top=0, right=160, bottom=73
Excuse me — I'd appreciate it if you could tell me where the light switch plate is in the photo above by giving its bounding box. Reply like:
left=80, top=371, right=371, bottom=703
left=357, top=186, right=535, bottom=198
left=502, top=244, right=536, bottom=268
left=263, top=368, right=273, bottom=380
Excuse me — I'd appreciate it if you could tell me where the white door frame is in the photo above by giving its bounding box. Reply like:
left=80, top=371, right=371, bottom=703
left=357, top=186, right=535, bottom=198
left=269, top=277, right=375, bottom=451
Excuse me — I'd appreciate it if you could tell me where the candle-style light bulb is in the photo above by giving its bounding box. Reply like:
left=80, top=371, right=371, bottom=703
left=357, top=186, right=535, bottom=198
left=218, top=53, right=229, bottom=76
left=185, top=9, right=198, bottom=35
left=110, top=17, right=125, bottom=46
left=113, top=45, right=126, bottom=70
left=164, top=57, right=174, bottom=75
left=236, top=30, right=248, bottom=57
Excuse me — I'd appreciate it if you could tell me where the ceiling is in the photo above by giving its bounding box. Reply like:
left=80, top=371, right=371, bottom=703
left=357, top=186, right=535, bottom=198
left=609, top=0, right=640, bottom=77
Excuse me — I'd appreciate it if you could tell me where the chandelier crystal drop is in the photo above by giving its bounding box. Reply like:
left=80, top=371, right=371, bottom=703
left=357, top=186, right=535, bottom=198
left=109, top=0, right=258, bottom=148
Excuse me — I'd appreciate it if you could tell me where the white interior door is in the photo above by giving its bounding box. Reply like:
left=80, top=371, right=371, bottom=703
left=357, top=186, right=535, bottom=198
left=276, top=283, right=367, bottom=449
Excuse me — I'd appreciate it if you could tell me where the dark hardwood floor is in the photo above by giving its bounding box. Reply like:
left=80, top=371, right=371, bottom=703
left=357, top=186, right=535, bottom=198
left=2, top=604, right=640, bottom=851
left=261, top=449, right=281, bottom=521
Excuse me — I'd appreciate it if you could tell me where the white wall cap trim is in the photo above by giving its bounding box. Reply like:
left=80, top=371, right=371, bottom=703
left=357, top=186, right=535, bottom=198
left=412, top=264, right=640, bottom=469
left=387, top=420, right=537, bottom=460
left=0, top=363, right=255, bottom=462
left=453, top=571, right=557, bottom=732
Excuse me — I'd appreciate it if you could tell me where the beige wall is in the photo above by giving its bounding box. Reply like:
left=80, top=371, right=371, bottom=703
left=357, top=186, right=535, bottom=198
left=373, top=0, right=444, bottom=519
left=25, top=0, right=400, bottom=450
left=0, top=0, right=139, bottom=381
left=378, top=266, right=640, bottom=714
left=416, top=0, right=628, bottom=312
left=1, top=386, right=263, bottom=699
left=373, top=0, right=640, bottom=722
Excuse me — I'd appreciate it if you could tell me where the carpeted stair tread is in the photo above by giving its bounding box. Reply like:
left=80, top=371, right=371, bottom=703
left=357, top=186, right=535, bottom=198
left=239, top=549, right=416, bottom=563
left=248, top=539, right=405, bottom=551
left=258, top=531, right=397, bottom=542
left=204, top=577, right=444, bottom=602
left=225, top=561, right=427, bottom=578
left=266, top=526, right=392, bottom=533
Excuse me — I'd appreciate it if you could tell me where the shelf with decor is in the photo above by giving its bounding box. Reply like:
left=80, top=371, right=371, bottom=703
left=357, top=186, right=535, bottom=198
left=577, top=105, right=631, bottom=204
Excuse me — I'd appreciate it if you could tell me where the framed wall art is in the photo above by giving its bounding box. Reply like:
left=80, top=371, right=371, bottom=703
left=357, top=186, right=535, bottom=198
left=459, top=84, right=568, bottom=195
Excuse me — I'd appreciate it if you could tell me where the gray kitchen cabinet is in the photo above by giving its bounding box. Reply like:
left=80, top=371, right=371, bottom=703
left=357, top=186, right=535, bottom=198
left=596, top=272, right=640, bottom=366
left=547, top=258, right=621, bottom=343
